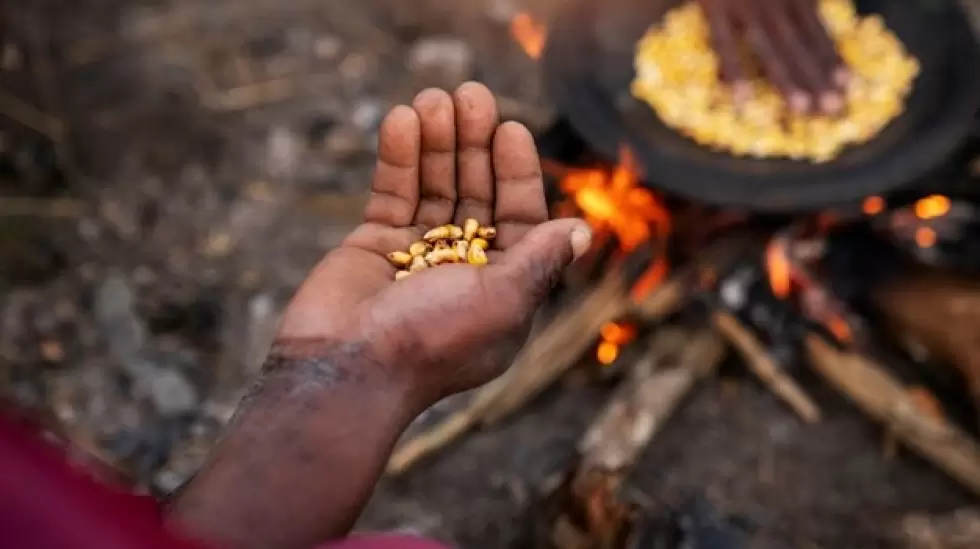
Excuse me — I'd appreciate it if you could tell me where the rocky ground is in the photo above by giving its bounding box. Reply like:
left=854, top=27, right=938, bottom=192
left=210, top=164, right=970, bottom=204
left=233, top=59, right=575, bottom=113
left=1, top=0, right=979, bottom=548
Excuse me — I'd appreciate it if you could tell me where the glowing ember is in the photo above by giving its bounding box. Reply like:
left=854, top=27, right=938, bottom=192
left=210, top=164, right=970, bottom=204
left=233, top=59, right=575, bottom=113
left=596, top=322, right=637, bottom=365
left=510, top=13, right=547, bottom=59
left=914, top=194, right=951, bottom=221
left=862, top=195, right=885, bottom=216
left=915, top=226, right=937, bottom=248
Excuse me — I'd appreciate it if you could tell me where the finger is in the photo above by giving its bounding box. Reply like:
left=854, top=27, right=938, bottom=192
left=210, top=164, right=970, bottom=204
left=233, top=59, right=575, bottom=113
left=734, top=1, right=811, bottom=113
left=342, top=223, right=420, bottom=259
left=489, top=219, right=592, bottom=309
left=787, top=0, right=850, bottom=88
left=364, top=106, right=421, bottom=227
left=701, top=0, right=751, bottom=99
left=412, top=88, right=458, bottom=228
left=492, top=121, right=548, bottom=250
left=452, top=82, right=498, bottom=227
left=757, top=5, right=836, bottom=113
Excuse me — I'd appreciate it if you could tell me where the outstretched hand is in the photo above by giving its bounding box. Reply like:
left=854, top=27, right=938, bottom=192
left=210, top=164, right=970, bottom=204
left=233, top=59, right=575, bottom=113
left=278, top=82, right=592, bottom=405
left=699, top=0, right=849, bottom=115
left=168, top=83, right=591, bottom=549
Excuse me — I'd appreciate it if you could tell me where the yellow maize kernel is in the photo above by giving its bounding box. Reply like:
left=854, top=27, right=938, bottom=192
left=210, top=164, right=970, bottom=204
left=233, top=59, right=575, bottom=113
left=409, top=240, right=430, bottom=256
left=423, top=225, right=464, bottom=242
left=386, top=251, right=413, bottom=267
left=395, top=270, right=412, bottom=281
left=425, top=247, right=461, bottom=265
left=409, top=255, right=428, bottom=273
left=476, top=226, right=497, bottom=240
left=453, top=239, right=469, bottom=261
left=467, top=243, right=488, bottom=266
left=422, top=225, right=451, bottom=241
left=463, top=218, right=480, bottom=241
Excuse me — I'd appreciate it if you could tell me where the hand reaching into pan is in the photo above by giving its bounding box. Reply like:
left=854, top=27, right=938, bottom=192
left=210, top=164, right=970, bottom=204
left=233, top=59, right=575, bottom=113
left=698, top=0, right=850, bottom=115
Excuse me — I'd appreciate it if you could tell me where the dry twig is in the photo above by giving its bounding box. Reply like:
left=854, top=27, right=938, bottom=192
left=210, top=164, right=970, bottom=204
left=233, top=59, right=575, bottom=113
left=712, top=310, right=821, bottom=423
left=806, top=335, right=980, bottom=496
left=577, top=325, right=727, bottom=474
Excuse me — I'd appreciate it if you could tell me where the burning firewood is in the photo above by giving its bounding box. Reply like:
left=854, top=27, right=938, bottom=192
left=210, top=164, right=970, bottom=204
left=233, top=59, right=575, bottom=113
left=576, top=325, right=726, bottom=475
left=386, top=236, right=753, bottom=475
left=535, top=325, right=728, bottom=549
left=805, top=334, right=980, bottom=497
left=712, top=310, right=822, bottom=424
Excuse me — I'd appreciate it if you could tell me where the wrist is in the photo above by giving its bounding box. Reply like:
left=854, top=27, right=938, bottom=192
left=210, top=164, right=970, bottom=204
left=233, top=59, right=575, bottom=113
left=168, top=339, right=423, bottom=549
left=262, top=337, right=427, bottom=418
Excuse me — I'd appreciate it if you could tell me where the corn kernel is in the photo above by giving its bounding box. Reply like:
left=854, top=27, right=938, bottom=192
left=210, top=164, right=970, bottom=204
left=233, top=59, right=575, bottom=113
left=425, top=247, right=460, bottom=265
left=409, top=255, right=428, bottom=273
left=476, top=226, right=497, bottom=240
left=386, top=251, right=413, bottom=267
left=409, top=240, right=429, bottom=256
left=463, top=218, right=480, bottom=241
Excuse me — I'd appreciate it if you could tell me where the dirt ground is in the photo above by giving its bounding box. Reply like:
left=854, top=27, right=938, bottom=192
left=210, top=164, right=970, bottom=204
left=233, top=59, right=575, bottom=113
left=0, top=1, right=977, bottom=548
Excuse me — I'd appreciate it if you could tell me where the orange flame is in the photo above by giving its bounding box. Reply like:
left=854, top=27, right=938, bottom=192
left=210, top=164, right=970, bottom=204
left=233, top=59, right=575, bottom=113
left=765, top=239, right=792, bottom=299
left=551, top=149, right=669, bottom=365
left=765, top=229, right=853, bottom=345
left=510, top=13, right=547, bottom=59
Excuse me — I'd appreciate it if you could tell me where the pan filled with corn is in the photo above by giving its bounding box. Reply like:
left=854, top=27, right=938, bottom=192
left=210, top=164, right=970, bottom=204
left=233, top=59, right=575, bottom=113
left=539, top=0, right=980, bottom=211
left=631, top=0, right=919, bottom=164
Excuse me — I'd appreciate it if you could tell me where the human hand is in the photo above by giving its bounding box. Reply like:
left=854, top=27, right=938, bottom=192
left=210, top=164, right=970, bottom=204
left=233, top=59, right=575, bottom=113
left=276, top=82, right=592, bottom=408
left=699, top=0, right=849, bottom=114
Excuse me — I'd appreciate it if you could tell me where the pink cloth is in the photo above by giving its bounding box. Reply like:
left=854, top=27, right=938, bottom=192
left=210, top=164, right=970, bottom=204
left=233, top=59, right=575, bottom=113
left=0, top=413, right=451, bottom=549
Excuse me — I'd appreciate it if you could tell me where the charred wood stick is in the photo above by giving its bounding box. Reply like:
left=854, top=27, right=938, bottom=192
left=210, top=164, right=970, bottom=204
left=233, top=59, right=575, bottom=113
left=577, top=325, right=727, bottom=475
left=806, top=335, right=980, bottom=497
left=712, top=311, right=822, bottom=424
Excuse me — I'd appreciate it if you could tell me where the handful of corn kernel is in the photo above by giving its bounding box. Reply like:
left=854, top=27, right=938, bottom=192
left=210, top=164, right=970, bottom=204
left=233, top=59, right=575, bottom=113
left=387, top=218, right=497, bottom=280
left=630, top=0, right=920, bottom=163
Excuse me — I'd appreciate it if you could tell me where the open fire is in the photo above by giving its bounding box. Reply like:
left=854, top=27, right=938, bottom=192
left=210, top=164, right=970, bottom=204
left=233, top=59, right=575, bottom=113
left=390, top=8, right=980, bottom=548
left=510, top=10, right=974, bottom=372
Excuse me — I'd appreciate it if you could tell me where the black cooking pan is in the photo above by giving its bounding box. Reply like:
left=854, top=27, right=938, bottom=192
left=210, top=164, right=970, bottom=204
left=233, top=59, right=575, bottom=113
left=541, top=0, right=980, bottom=212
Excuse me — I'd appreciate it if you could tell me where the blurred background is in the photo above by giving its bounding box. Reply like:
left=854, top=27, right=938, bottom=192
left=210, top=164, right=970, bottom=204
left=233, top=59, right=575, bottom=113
left=2, top=1, right=980, bottom=548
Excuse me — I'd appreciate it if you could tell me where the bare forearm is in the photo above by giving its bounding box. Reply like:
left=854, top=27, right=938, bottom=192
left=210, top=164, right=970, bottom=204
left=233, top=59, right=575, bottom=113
left=166, top=341, right=420, bottom=549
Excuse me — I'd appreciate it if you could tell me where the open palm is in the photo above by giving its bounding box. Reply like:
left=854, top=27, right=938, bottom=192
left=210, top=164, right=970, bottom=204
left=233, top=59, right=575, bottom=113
left=276, top=82, right=590, bottom=400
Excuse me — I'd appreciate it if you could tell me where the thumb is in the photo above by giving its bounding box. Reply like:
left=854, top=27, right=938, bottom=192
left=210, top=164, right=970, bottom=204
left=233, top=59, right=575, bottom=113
left=491, top=218, right=592, bottom=305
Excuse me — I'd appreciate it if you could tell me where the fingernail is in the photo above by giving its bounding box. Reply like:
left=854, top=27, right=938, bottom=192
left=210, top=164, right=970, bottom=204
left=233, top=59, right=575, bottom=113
left=570, top=224, right=593, bottom=260
left=788, top=90, right=811, bottom=114
left=819, top=92, right=844, bottom=115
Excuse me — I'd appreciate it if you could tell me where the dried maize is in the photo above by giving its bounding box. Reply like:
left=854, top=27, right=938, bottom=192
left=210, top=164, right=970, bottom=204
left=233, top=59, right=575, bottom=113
left=630, top=0, right=919, bottom=163
left=387, top=219, right=498, bottom=279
